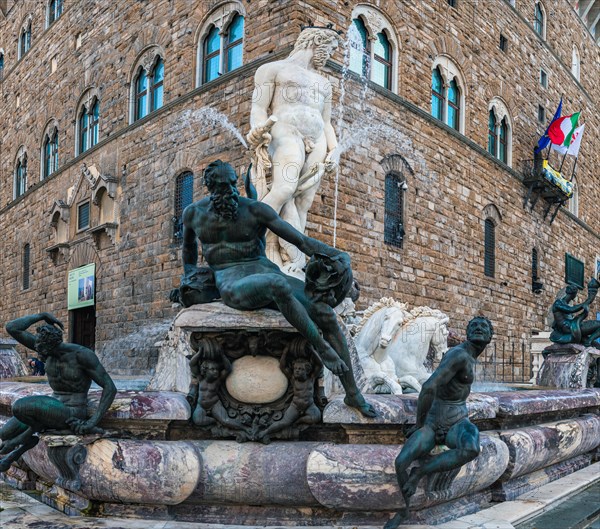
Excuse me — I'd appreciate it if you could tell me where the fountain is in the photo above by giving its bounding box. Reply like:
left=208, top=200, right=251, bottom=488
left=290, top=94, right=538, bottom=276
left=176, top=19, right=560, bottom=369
left=0, top=24, right=599, bottom=529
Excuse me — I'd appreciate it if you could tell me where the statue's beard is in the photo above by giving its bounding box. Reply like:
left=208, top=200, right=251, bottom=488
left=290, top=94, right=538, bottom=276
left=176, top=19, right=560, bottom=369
left=210, top=187, right=239, bottom=220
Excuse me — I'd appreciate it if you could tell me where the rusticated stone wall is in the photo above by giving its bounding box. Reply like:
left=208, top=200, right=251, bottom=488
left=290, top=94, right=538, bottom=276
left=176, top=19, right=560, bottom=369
left=0, top=0, right=598, bottom=375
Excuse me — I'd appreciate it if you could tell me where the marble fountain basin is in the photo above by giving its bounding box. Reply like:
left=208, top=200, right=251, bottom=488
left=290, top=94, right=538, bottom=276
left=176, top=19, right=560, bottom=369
left=0, top=382, right=599, bottom=525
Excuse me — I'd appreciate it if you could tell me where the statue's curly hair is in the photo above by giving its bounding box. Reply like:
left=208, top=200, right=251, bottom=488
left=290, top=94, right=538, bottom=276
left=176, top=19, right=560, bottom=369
left=35, top=324, right=63, bottom=349
left=203, top=160, right=237, bottom=191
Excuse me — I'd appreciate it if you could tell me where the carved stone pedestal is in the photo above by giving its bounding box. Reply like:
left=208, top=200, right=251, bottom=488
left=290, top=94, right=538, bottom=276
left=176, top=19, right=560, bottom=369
left=151, top=303, right=332, bottom=443
left=536, top=344, right=600, bottom=388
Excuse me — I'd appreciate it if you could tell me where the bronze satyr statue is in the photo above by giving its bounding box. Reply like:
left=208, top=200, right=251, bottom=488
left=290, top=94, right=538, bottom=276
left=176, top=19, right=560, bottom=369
left=0, top=313, right=116, bottom=472
left=550, top=278, right=600, bottom=347
left=181, top=160, right=376, bottom=418
left=385, top=317, right=494, bottom=529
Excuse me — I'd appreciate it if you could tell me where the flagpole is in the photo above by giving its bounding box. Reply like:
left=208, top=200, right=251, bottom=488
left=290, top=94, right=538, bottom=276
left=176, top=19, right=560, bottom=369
left=569, top=157, right=578, bottom=182
left=558, top=151, right=569, bottom=173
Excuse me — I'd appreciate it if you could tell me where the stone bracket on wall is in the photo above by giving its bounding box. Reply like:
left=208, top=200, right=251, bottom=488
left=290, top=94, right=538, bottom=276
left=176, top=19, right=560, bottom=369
left=45, top=242, right=70, bottom=264
left=89, top=222, right=119, bottom=247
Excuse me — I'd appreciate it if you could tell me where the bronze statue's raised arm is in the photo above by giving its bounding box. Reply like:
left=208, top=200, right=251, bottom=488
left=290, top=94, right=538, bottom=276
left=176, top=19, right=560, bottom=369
left=6, top=313, right=64, bottom=352
left=252, top=201, right=339, bottom=259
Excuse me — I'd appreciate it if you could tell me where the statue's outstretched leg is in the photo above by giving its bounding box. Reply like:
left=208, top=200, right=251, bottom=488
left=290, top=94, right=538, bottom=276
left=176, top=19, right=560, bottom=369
left=220, top=274, right=349, bottom=376
left=0, top=434, right=39, bottom=472
left=306, top=301, right=377, bottom=417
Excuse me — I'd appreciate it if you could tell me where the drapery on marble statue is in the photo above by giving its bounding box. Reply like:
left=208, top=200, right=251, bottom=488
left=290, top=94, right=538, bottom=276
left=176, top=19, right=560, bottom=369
left=385, top=317, right=494, bottom=529
left=550, top=278, right=600, bottom=347
left=0, top=313, right=116, bottom=472
left=247, top=26, right=340, bottom=274
left=181, top=160, right=376, bottom=418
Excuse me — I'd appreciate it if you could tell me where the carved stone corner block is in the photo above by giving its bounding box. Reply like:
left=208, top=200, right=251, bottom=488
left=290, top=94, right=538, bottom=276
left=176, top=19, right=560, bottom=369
left=43, top=435, right=88, bottom=492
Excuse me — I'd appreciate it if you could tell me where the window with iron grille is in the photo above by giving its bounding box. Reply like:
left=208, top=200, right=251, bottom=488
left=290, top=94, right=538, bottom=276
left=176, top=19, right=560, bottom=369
left=537, top=105, right=545, bottom=123
left=384, top=172, right=405, bottom=248
left=565, top=253, right=584, bottom=289
left=447, top=0, right=457, bottom=7
left=23, top=244, right=30, bottom=290
left=78, top=201, right=90, bottom=231
left=484, top=218, right=495, bottom=278
left=174, top=172, right=194, bottom=240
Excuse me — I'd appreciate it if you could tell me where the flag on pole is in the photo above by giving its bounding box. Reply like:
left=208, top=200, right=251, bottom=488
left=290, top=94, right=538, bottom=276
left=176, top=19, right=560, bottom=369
left=548, top=112, right=580, bottom=147
left=551, top=124, right=585, bottom=156
left=535, top=98, right=562, bottom=152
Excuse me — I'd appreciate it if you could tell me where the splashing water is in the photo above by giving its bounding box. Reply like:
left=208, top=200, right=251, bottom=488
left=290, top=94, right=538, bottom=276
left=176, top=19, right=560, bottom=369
left=178, top=107, right=247, bottom=149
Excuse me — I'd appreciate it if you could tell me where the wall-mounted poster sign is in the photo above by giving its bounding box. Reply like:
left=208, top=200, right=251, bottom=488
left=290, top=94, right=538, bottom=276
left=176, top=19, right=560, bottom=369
left=68, top=263, right=96, bottom=310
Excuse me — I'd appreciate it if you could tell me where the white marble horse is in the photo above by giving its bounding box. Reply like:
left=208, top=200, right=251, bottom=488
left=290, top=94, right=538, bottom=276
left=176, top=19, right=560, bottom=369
left=386, top=307, right=449, bottom=392
left=353, top=298, right=411, bottom=394
left=353, top=299, right=449, bottom=394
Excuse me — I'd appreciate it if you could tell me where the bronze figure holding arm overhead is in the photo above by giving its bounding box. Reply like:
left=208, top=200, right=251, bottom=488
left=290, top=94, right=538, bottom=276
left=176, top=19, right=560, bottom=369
left=385, top=317, right=494, bottom=529
left=550, top=278, right=600, bottom=347
left=0, top=313, right=116, bottom=471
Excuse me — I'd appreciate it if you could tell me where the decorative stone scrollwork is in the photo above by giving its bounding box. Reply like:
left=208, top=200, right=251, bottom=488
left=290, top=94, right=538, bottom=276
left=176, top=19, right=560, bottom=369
left=44, top=436, right=88, bottom=492
left=187, top=330, right=324, bottom=443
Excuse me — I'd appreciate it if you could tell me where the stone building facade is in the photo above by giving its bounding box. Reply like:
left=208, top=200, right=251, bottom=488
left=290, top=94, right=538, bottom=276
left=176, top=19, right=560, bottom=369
left=0, top=0, right=598, bottom=377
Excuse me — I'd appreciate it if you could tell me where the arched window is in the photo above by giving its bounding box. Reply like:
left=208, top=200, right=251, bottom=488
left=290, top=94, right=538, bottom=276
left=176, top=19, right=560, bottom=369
left=23, top=244, right=30, bottom=290
left=572, top=46, right=581, bottom=82
left=484, top=218, right=496, bottom=278
left=77, top=93, right=100, bottom=155
left=349, top=17, right=370, bottom=78
left=487, top=98, right=512, bottom=166
left=203, top=26, right=221, bottom=83
left=15, top=154, right=28, bottom=198
left=225, top=14, right=244, bottom=73
left=47, top=0, right=63, bottom=27
left=373, top=32, right=392, bottom=90
left=135, top=69, right=148, bottom=120
left=384, top=172, right=406, bottom=248
left=534, top=2, right=546, bottom=39
left=499, top=118, right=508, bottom=163
left=150, top=58, right=164, bottom=112
left=19, top=21, right=32, bottom=59
left=43, top=127, right=59, bottom=179
left=431, top=57, right=466, bottom=133
left=174, top=171, right=194, bottom=240
left=488, top=110, right=497, bottom=156
left=132, top=54, right=165, bottom=122
left=447, top=79, right=460, bottom=130
left=431, top=68, right=444, bottom=120
left=347, top=7, right=399, bottom=92
left=79, top=109, right=89, bottom=153
left=197, top=5, right=246, bottom=87
left=90, top=99, right=99, bottom=146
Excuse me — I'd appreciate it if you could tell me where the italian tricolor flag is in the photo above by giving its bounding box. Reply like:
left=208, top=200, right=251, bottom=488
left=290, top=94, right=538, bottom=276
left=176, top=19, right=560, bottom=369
left=548, top=112, right=580, bottom=147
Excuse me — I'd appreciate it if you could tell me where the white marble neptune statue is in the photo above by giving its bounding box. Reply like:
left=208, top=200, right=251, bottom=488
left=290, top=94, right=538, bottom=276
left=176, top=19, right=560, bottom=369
left=247, top=26, right=340, bottom=276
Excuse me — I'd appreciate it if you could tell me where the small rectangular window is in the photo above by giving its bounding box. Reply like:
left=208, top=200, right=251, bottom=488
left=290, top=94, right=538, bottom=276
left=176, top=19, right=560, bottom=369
left=540, top=69, right=547, bottom=88
left=78, top=201, right=90, bottom=231
left=499, top=35, right=508, bottom=52
left=537, top=105, right=545, bottom=123
left=23, top=244, right=30, bottom=290
left=447, top=0, right=457, bottom=7
left=565, top=253, right=584, bottom=289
